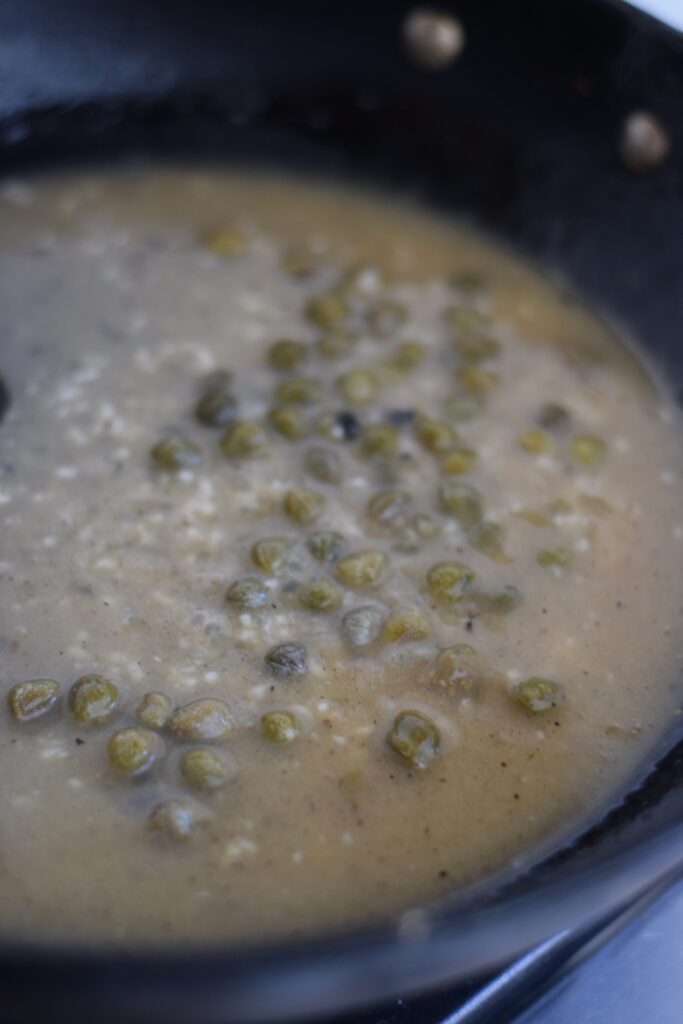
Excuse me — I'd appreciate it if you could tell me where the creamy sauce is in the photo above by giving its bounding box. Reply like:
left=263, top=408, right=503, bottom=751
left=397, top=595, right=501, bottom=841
left=0, top=168, right=682, bottom=948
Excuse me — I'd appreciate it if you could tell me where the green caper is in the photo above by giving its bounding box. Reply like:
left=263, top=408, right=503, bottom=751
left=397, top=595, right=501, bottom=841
left=303, top=446, right=341, bottom=484
left=475, top=584, right=523, bottom=614
left=455, top=336, right=501, bottom=362
left=225, top=575, right=269, bottom=611
left=316, top=330, right=358, bottom=361
left=151, top=437, right=201, bottom=471
left=336, top=549, right=388, bottom=588
left=385, top=340, right=426, bottom=373
left=425, top=561, right=475, bottom=603
left=386, top=710, right=440, bottom=770
left=306, top=291, right=349, bottom=328
left=412, top=513, right=440, bottom=538
left=283, top=487, right=325, bottom=525
left=251, top=536, right=294, bottom=574
left=548, top=498, right=572, bottom=520
left=367, top=489, right=412, bottom=529
left=307, top=530, right=346, bottom=563
left=261, top=710, right=299, bottom=743
left=381, top=609, right=432, bottom=644
left=69, top=675, right=119, bottom=725
left=519, top=428, right=551, bottom=455
left=433, top=643, right=489, bottom=696
left=107, top=728, right=159, bottom=776
left=219, top=421, right=269, bottom=459
left=264, top=642, right=308, bottom=679
left=341, top=261, right=383, bottom=295
left=443, top=306, right=490, bottom=333
left=135, top=691, right=173, bottom=730
left=148, top=798, right=210, bottom=839
left=267, top=339, right=307, bottom=371
left=201, top=225, right=248, bottom=257
left=367, top=301, right=407, bottom=338
left=167, top=698, right=234, bottom=743
left=439, top=447, right=478, bottom=475
left=336, top=369, right=379, bottom=405
left=468, top=520, right=511, bottom=562
left=180, top=748, right=233, bottom=790
left=268, top=405, right=306, bottom=441
left=512, top=677, right=559, bottom=712
left=8, top=679, right=60, bottom=722
left=299, top=576, right=342, bottom=613
left=456, top=366, right=499, bottom=394
left=439, top=480, right=483, bottom=526
left=579, top=494, right=612, bottom=516
left=536, top=547, right=572, bottom=570
left=341, top=604, right=385, bottom=652
left=274, top=377, right=323, bottom=406
left=538, top=403, right=571, bottom=430
left=194, top=391, right=237, bottom=428
left=200, top=369, right=233, bottom=395
left=442, top=393, right=485, bottom=422
left=571, top=434, right=606, bottom=467
left=360, top=423, right=399, bottom=458
left=416, top=416, right=459, bottom=454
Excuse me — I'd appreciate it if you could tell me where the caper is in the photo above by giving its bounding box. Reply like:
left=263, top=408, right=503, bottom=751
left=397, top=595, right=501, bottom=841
left=367, top=301, right=407, bottom=338
left=251, top=536, right=294, bottom=574
left=336, top=369, right=379, bottom=405
left=468, top=520, right=510, bottom=562
left=475, top=584, right=523, bottom=614
left=548, top=498, right=573, bottom=520
left=8, top=679, right=59, bottom=722
left=360, top=423, right=399, bottom=458
left=283, top=487, right=325, bottom=525
left=341, top=261, right=383, bottom=296
left=200, top=369, right=233, bottom=396
left=265, top=642, right=308, bottom=679
left=536, top=547, right=572, bottom=570
left=416, top=416, right=458, bottom=454
left=367, top=489, right=412, bottom=528
left=225, top=575, right=269, bottom=611
left=180, top=748, right=233, bottom=790
left=442, top=393, right=485, bottom=422
left=107, top=728, right=159, bottom=776
left=303, top=446, right=341, bottom=484
left=307, top=530, right=346, bottom=563
left=219, top=421, right=269, bottom=459
left=274, top=377, right=323, bottom=406
left=513, top=677, right=559, bottom=712
left=306, top=291, right=349, bottom=328
left=299, top=576, right=342, bottom=613
left=194, top=391, right=237, bottom=428
left=201, top=225, right=248, bottom=258
left=443, top=306, right=490, bottom=333
left=384, top=340, right=426, bottom=374
left=268, top=405, right=306, bottom=441
left=519, top=428, right=551, bottom=455
left=336, top=549, right=389, bottom=588
left=456, top=336, right=501, bottom=362
left=439, top=480, right=483, bottom=526
left=261, top=709, right=299, bottom=743
left=439, top=447, right=477, bottom=475
left=579, top=494, right=612, bottom=516
left=316, top=330, right=358, bottom=361
left=341, top=604, right=385, bottom=652
left=386, top=710, right=440, bottom=770
left=69, top=675, right=119, bottom=725
left=135, top=691, right=173, bottom=730
left=538, top=403, right=571, bottom=430
left=267, top=339, right=307, bottom=372
left=412, top=513, right=440, bottom=538
left=381, top=609, right=432, bottom=644
left=148, top=798, right=210, bottom=839
left=425, top=561, right=475, bottom=603
left=456, top=366, right=499, bottom=394
left=167, top=698, right=234, bottom=743
left=151, top=437, right=201, bottom=471
left=433, top=643, right=489, bottom=696
left=571, top=434, right=606, bottom=467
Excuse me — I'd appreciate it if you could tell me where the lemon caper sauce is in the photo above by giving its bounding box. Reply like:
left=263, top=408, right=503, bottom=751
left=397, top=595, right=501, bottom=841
left=0, top=169, right=682, bottom=947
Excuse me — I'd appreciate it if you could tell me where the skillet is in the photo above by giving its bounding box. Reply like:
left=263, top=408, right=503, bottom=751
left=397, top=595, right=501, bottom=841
left=0, top=0, right=681, bottom=1020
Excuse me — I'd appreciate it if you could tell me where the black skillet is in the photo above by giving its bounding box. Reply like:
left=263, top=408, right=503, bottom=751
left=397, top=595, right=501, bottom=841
left=0, top=1, right=682, bottom=1021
